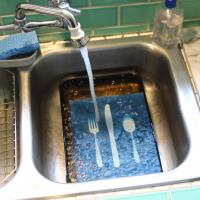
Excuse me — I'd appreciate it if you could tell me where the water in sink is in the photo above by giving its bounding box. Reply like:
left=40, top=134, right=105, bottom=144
left=60, top=73, right=162, bottom=183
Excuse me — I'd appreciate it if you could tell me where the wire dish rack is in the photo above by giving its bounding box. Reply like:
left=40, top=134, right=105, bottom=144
left=0, top=70, right=17, bottom=186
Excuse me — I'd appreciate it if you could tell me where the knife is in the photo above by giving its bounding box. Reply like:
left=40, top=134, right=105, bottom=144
left=104, top=104, right=120, bottom=167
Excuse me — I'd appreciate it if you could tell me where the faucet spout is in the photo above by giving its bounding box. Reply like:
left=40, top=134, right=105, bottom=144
left=15, top=3, right=89, bottom=47
left=16, top=3, right=77, bottom=28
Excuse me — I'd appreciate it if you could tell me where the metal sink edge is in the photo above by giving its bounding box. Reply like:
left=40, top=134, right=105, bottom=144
left=0, top=36, right=200, bottom=199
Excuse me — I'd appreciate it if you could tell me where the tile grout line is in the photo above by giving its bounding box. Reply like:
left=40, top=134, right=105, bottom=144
left=91, top=29, right=95, bottom=37
left=146, top=23, right=151, bottom=32
left=168, top=190, right=173, bottom=200
left=117, top=6, right=121, bottom=26
left=80, top=1, right=161, bottom=10
left=117, top=6, right=120, bottom=26
left=88, top=0, right=92, bottom=7
left=93, top=24, right=147, bottom=32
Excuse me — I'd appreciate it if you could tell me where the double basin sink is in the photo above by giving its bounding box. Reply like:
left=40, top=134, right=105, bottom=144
left=0, top=36, right=200, bottom=199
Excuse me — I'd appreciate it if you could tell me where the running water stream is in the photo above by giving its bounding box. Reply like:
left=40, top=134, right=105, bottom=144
left=80, top=46, right=100, bottom=122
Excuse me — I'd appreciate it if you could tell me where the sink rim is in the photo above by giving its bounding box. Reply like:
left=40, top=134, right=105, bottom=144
left=0, top=36, right=200, bottom=199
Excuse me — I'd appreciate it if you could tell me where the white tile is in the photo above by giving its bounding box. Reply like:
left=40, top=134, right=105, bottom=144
left=76, top=195, right=95, bottom=200
left=90, top=37, right=105, bottom=41
left=170, top=182, right=192, bottom=189
left=192, top=181, right=200, bottom=186
left=94, top=192, right=116, bottom=198
left=59, top=197, right=77, bottom=200
left=131, top=188, right=154, bottom=194
left=115, top=190, right=135, bottom=196
left=152, top=185, right=170, bottom=191
left=105, top=35, right=122, bottom=39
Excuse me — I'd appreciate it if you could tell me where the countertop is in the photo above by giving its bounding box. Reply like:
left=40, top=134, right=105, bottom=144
left=183, top=27, right=200, bottom=104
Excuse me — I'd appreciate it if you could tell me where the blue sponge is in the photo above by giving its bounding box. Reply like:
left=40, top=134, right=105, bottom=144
left=0, top=31, right=40, bottom=60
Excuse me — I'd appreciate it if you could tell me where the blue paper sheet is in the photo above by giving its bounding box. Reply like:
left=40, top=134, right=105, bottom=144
left=69, top=93, right=162, bottom=182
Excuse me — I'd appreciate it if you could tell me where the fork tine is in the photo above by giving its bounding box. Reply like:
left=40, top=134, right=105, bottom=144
left=95, top=120, right=99, bottom=131
left=88, top=118, right=91, bottom=132
left=91, top=117, right=94, bottom=129
left=88, top=116, right=99, bottom=133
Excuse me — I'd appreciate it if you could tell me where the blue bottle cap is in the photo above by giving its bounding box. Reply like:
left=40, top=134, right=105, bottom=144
left=165, top=0, right=176, bottom=9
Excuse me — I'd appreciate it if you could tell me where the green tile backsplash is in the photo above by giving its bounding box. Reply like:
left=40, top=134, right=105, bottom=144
left=120, top=3, right=160, bottom=25
left=77, top=7, right=118, bottom=28
left=0, top=0, right=200, bottom=42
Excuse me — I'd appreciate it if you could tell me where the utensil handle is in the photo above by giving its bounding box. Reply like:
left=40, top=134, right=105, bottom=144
left=110, top=134, right=120, bottom=167
left=131, top=132, right=140, bottom=164
left=105, top=104, right=120, bottom=168
left=94, top=135, right=103, bottom=168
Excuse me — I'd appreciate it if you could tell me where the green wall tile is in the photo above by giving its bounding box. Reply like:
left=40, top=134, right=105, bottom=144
left=120, top=2, right=161, bottom=25
left=77, top=7, right=118, bottom=28
left=37, top=29, right=92, bottom=42
left=92, top=0, right=148, bottom=6
left=0, top=0, right=200, bottom=42
left=92, top=0, right=162, bottom=6
left=29, top=0, right=47, bottom=6
left=183, top=20, right=200, bottom=28
left=180, top=1, right=200, bottom=20
left=71, top=0, right=88, bottom=7
left=27, top=13, right=56, bottom=21
left=37, top=31, right=70, bottom=42
left=94, top=25, right=147, bottom=36
left=2, top=15, right=14, bottom=25
left=172, top=187, right=200, bottom=200
left=98, top=192, right=168, bottom=200
left=0, top=0, right=22, bottom=15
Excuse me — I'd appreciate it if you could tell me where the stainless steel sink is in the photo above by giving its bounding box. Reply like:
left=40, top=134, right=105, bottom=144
left=1, top=36, right=200, bottom=199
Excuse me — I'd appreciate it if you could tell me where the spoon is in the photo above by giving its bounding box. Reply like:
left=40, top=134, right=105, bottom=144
left=123, top=116, right=140, bottom=164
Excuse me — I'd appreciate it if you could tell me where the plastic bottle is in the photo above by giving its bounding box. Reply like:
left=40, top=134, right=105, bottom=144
left=153, top=0, right=183, bottom=48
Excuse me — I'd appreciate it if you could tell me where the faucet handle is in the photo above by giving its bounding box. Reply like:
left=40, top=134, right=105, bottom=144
left=59, top=2, right=81, bottom=16
left=48, top=0, right=81, bottom=16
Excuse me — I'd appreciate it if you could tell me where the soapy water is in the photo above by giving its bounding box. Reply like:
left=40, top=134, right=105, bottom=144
left=80, top=47, right=100, bottom=122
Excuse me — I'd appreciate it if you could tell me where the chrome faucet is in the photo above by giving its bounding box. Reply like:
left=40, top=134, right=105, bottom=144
left=0, top=1, right=88, bottom=48
left=48, top=0, right=81, bottom=16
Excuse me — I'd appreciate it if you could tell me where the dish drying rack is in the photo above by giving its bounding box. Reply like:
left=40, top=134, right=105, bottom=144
left=0, top=70, right=17, bottom=186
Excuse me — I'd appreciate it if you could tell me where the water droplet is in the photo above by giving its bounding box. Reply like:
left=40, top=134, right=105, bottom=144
left=86, top=143, right=91, bottom=148
left=135, top=136, right=143, bottom=143
left=105, top=163, right=109, bottom=168
left=73, top=90, right=78, bottom=96
left=111, top=80, right=115, bottom=85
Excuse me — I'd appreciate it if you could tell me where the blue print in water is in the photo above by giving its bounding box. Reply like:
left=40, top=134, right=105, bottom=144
left=69, top=93, right=162, bottom=182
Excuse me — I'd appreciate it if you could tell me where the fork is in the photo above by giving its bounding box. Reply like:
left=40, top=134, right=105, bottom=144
left=88, top=117, right=103, bottom=168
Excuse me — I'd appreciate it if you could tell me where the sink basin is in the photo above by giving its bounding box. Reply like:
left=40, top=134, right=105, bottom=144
left=1, top=36, right=200, bottom=199
left=30, top=36, right=198, bottom=183
left=30, top=38, right=190, bottom=184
